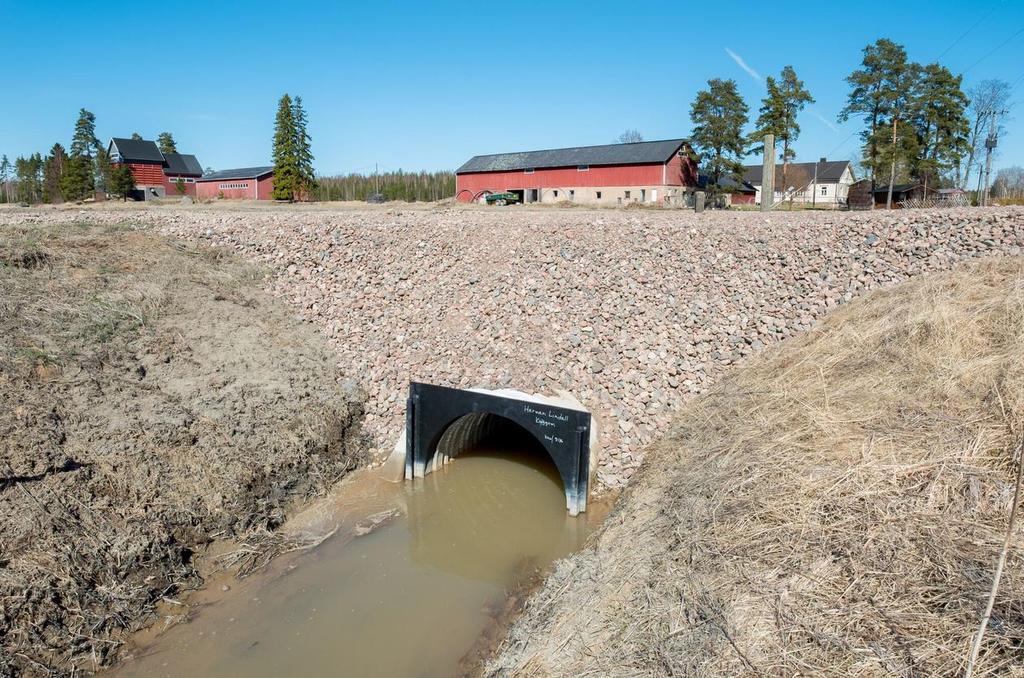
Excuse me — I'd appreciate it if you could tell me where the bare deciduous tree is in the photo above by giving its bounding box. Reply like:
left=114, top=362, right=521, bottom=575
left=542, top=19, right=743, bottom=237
left=617, top=129, right=643, bottom=144
left=960, top=79, right=1011, bottom=190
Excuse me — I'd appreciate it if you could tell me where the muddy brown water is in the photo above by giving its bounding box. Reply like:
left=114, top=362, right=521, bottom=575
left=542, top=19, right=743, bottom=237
left=113, top=434, right=607, bottom=677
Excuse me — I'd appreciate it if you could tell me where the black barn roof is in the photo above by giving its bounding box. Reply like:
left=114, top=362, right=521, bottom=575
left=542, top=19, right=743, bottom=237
left=198, top=166, right=274, bottom=181
left=457, top=139, right=689, bottom=174
left=109, top=137, right=164, bottom=163
left=162, top=152, right=203, bottom=176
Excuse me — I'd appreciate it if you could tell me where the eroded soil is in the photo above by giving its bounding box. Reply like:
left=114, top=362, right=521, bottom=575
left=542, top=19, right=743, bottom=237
left=0, top=223, right=366, bottom=675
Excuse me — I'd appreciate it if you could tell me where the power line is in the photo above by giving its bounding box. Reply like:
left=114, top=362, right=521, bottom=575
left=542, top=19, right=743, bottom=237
left=936, top=0, right=1004, bottom=60
left=964, top=25, right=1024, bottom=74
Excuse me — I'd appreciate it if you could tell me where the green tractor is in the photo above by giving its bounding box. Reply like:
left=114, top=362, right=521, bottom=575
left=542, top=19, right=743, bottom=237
left=485, top=192, right=520, bottom=206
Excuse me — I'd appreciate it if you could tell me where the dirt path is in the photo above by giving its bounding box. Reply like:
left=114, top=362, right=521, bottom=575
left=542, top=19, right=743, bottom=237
left=0, top=223, right=366, bottom=675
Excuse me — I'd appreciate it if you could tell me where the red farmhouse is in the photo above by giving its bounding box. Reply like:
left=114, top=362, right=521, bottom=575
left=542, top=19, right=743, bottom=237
left=195, top=166, right=275, bottom=200
left=455, top=139, right=698, bottom=205
left=108, top=137, right=203, bottom=199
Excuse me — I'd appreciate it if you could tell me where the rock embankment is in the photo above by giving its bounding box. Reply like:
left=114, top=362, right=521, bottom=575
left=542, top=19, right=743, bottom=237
left=5, top=205, right=1022, bottom=488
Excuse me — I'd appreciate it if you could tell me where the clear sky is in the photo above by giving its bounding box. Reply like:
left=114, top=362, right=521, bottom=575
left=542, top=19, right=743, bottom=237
left=1, top=0, right=1022, bottom=177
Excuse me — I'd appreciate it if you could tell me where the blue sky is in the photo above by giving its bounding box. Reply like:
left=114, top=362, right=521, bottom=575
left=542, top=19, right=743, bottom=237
left=1, top=0, right=1022, bottom=177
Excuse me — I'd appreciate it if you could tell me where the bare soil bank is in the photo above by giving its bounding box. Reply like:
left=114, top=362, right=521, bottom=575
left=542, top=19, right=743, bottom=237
left=0, top=224, right=366, bottom=675
left=490, top=257, right=1024, bottom=676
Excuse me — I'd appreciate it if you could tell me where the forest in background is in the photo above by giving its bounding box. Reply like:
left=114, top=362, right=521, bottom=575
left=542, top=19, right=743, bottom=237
left=314, top=170, right=455, bottom=202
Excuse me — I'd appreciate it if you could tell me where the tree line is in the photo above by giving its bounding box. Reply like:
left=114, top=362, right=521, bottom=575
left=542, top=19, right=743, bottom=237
left=315, top=170, right=456, bottom=202
left=0, top=109, right=183, bottom=204
left=688, top=38, right=1011, bottom=207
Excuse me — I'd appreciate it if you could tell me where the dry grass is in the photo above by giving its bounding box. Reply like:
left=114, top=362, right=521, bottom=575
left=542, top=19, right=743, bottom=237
left=491, top=256, right=1024, bottom=677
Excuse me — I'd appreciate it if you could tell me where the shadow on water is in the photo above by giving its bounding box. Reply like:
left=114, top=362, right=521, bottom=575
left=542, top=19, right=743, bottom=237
left=408, top=417, right=576, bottom=581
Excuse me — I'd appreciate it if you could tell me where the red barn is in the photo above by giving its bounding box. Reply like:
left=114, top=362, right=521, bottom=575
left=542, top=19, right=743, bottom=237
left=108, top=137, right=202, bottom=199
left=455, top=139, right=698, bottom=205
left=195, top=166, right=275, bottom=200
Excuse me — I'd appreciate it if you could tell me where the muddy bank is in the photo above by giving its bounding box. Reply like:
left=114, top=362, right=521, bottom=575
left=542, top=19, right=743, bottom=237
left=488, top=257, right=1024, bottom=676
left=0, top=223, right=366, bottom=675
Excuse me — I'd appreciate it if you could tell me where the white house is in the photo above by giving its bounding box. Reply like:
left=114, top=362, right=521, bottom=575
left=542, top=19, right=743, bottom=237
left=744, top=158, right=856, bottom=208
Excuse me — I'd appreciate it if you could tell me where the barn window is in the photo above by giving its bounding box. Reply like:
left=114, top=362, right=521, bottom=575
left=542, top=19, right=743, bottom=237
left=218, top=182, right=250, bottom=190
left=553, top=190, right=559, bottom=198
left=624, top=190, right=631, bottom=199
left=820, top=185, right=828, bottom=195
left=577, top=165, right=589, bottom=171
left=524, top=168, right=535, bottom=174
left=596, top=191, right=602, bottom=199
left=569, top=190, right=575, bottom=200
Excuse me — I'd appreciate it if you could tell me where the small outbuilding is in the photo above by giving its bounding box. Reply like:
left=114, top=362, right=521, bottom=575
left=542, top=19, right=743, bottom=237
left=195, top=166, right=275, bottom=200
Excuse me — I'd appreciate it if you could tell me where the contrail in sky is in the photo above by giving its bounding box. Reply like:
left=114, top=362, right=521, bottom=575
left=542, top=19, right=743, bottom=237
left=725, top=48, right=763, bottom=84
left=809, top=109, right=840, bottom=133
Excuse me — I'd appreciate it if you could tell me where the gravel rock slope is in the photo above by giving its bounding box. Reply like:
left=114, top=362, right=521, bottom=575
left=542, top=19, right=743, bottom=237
left=4, top=205, right=1023, bottom=490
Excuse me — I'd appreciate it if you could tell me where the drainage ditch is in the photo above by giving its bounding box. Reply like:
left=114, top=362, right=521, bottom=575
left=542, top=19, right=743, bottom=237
left=113, top=415, right=608, bottom=677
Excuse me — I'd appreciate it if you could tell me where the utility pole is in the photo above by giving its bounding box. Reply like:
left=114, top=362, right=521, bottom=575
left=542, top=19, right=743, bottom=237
left=981, top=109, right=1005, bottom=207
left=761, top=134, right=775, bottom=212
left=812, top=160, right=818, bottom=209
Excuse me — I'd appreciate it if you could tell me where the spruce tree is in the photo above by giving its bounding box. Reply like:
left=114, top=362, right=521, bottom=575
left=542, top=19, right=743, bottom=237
left=43, top=143, right=68, bottom=203
left=750, top=66, right=814, bottom=199
left=690, top=78, right=749, bottom=200
left=65, top=108, right=99, bottom=199
left=272, top=93, right=298, bottom=200
left=110, top=164, right=136, bottom=201
left=157, top=132, right=177, bottom=155
left=291, top=96, right=316, bottom=200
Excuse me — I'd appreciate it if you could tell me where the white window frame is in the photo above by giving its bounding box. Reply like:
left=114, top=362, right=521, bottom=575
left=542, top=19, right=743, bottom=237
left=577, top=165, right=589, bottom=172
left=218, top=182, right=250, bottom=190
left=524, top=168, right=535, bottom=174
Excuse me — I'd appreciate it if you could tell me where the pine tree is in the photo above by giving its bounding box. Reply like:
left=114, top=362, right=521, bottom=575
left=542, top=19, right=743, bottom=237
left=157, top=132, right=177, bottom=155
left=290, top=96, right=316, bottom=200
left=131, top=132, right=143, bottom=140
left=910, top=63, right=969, bottom=194
left=750, top=66, right=814, bottom=199
left=840, top=39, right=916, bottom=192
left=690, top=79, right=749, bottom=200
left=70, top=108, right=98, bottom=158
left=272, top=93, right=298, bottom=201
left=15, top=154, right=43, bottom=203
left=43, top=143, right=68, bottom=203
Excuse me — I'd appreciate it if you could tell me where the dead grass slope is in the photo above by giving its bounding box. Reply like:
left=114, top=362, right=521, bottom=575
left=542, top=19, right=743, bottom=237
left=0, top=223, right=366, bottom=675
left=490, top=256, right=1024, bottom=677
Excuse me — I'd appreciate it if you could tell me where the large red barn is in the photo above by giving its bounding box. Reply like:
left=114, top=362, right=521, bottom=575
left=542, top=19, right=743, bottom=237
left=108, top=137, right=203, bottom=199
left=455, top=139, right=698, bottom=205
